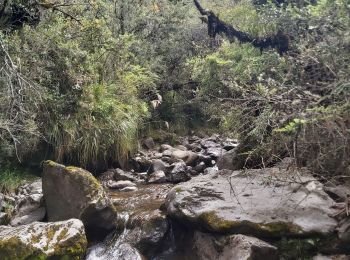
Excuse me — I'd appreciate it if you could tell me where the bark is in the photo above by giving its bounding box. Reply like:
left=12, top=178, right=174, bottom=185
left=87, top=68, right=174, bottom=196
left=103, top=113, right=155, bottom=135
left=193, top=0, right=289, bottom=54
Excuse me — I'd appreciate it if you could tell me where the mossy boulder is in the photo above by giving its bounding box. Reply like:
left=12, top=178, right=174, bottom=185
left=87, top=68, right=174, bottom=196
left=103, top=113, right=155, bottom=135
left=0, top=219, right=87, bottom=259
left=165, top=168, right=338, bottom=238
left=42, top=161, right=117, bottom=236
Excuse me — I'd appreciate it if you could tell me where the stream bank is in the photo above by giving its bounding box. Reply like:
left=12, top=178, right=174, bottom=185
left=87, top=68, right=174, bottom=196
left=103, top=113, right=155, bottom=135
left=0, top=134, right=349, bottom=259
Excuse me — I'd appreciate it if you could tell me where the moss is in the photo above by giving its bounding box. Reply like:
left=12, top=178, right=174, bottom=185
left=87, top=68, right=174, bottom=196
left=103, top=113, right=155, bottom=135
left=198, top=211, right=302, bottom=237
left=175, top=187, right=182, bottom=193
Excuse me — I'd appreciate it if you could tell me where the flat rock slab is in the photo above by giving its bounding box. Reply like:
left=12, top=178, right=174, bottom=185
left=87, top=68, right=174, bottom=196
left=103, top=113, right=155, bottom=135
left=165, top=168, right=338, bottom=238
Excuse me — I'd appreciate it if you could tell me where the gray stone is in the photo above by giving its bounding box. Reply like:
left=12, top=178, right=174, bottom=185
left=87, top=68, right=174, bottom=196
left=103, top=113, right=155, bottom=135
left=171, top=150, right=199, bottom=166
left=160, top=144, right=173, bottom=152
left=151, top=159, right=170, bottom=173
left=194, top=162, right=206, bottom=173
left=42, top=161, right=117, bottom=234
left=108, top=180, right=137, bottom=189
left=114, top=168, right=138, bottom=182
left=120, top=186, right=138, bottom=192
left=206, top=147, right=226, bottom=158
left=162, top=149, right=173, bottom=157
left=193, top=232, right=278, bottom=260
left=217, top=149, right=239, bottom=170
left=203, top=166, right=218, bottom=175
left=143, top=137, right=155, bottom=150
left=166, top=161, right=191, bottom=183
left=148, top=171, right=167, bottom=184
left=10, top=207, right=46, bottom=226
left=338, top=218, right=350, bottom=244
left=0, top=219, right=87, bottom=259
left=165, top=168, right=338, bottom=238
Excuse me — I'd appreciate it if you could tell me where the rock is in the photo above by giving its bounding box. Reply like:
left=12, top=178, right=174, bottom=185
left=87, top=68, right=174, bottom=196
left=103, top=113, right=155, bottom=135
left=120, top=186, right=139, bottom=192
left=108, top=180, right=137, bottom=190
left=152, top=153, right=163, bottom=159
left=148, top=171, right=167, bottom=184
left=125, top=209, right=169, bottom=257
left=207, top=147, right=227, bottom=158
left=338, top=218, right=350, bottom=244
left=324, top=185, right=350, bottom=202
left=10, top=180, right=44, bottom=226
left=98, top=169, right=116, bottom=185
left=171, top=150, right=199, bottom=166
left=86, top=242, right=144, bottom=260
left=313, top=255, right=350, bottom=260
left=194, top=162, right=206, bottom=173
left=165, top=168, right=338, bottom=238
left=133, top=156, right=152, bottom=172
left=174, top=145, right=187, bottom=151
left=150, top=159, right=170, bottom=173
left=42, top=161, right=117, bottom=235
left=222, top=140, right=238, bottom=151
left=0, top=212, right=8, bottom=225
left=162, top=149, right=173, bottom=157
left=143, top=137, right=155, bottom=150
left=166, top=161, right=191, bottom=183
left=203, top=166, right=218, bottom=175
left=217, top=149, right=239, bottom=170
left=10, top=207, right=46, bottom=226
left=0, top=219, right=87, bottom=259
left=114, top=168, right=138, bottom=182
left=193, top=232, right=278, bottom=260
left=200, top=139, right=219, bottom=149
left=160, top=144, right=173, bottom=152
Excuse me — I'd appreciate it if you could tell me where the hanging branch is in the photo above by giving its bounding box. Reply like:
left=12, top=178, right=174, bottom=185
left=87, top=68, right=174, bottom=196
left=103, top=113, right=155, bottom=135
left=193, top=0, right=289, bottom=54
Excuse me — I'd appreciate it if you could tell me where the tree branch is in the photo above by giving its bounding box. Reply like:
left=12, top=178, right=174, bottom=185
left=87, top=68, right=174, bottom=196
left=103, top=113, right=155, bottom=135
left=193, top=0, right=289, bottom=54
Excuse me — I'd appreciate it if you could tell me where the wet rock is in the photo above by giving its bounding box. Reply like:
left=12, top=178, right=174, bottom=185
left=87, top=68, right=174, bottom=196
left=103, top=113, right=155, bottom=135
left=148, top=171, right=167, bottom=184
left=143, top=137, right=155, bottom=150
left=114, top=168, right=139, bottom=182
left=193, top=232, right=278, bottom=260
left=108, top=180, right=137, bottom=190
left=87, top=242, right=144, bottom=260
left=10, top=207, right=46, bottom=226
left=167, top=161, right=191, bottom=183
left=171, top=150, right=199, bottom=166
left=165, top=168, right=338, bottom=238
left=42, top=161, right=117, bottom=235
left=0, top=219, right=87, bottom=259
left=203, top=166, right=218, bottom=175
left=120, top=186, right=139, bottom=192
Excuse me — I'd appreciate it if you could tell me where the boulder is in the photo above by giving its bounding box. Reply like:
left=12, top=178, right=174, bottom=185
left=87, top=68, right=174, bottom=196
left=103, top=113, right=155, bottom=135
left=165, top=168, right=338, bottom=238
left=194, top=162, right=206, bottom=174
left=42, top=161, right=117, bottom=235
left=148, top=171, right=167, bottom=184
left=217, top=149, right=240, bottom=170
left=203, top=166, right=218, bottom=175
left=166, top=161, right=191, bottom=183
left=114, top=168, right=139, bottom=182
left=160, top=144, right=173, bottom=152
left=193, top=232, right=278, bottom=260
left=171, top=150, right=199, bottom=166
left=0, top=219, right=87, bottom=259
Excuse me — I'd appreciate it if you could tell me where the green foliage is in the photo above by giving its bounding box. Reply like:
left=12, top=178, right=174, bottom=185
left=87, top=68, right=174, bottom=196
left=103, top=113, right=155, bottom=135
left=0, top=167, right=37, bottom=193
